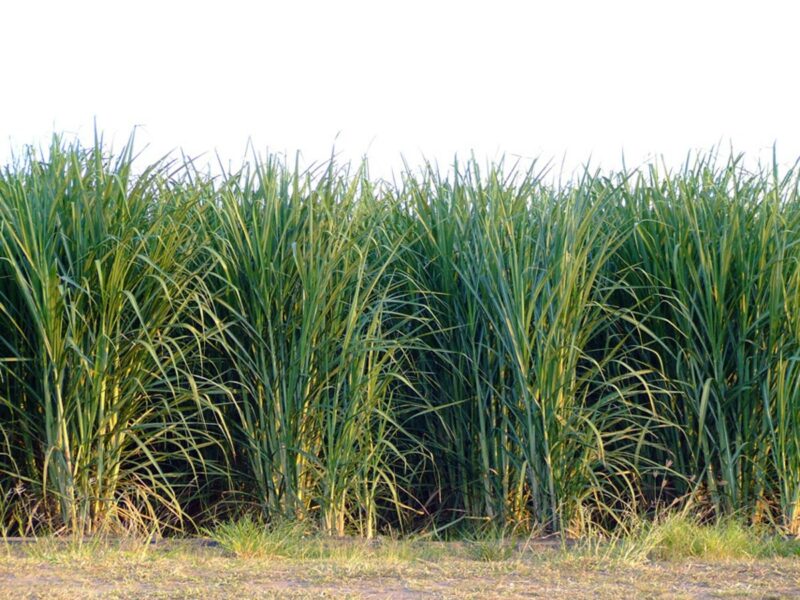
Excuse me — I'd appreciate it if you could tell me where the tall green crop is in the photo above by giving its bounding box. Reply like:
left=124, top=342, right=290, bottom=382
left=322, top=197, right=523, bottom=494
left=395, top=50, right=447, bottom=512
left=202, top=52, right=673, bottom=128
left=2, top=135, right=800, bottom=537
left=201, top=158, right=425, bottom=537
left=0, top=136, right=227, bottom=534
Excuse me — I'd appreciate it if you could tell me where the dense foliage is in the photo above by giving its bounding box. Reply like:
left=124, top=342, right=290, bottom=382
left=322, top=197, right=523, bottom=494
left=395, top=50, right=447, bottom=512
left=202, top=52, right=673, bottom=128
left=1, top=136, right=799, bottom=537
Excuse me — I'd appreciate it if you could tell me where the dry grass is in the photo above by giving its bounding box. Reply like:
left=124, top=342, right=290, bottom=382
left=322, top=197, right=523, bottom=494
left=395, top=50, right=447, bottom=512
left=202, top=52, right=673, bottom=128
left=1, top=532, right=799, bottom=599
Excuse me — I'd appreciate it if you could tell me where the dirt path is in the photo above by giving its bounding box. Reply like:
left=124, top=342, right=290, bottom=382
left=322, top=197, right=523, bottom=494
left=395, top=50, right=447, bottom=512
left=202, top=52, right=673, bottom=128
left=2, top=543, right=799, bottom=598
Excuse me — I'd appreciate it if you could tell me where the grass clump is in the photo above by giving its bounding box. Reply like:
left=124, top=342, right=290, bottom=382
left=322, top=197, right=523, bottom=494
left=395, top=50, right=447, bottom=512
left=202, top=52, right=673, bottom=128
left=647, top=514, right=800, bottom=561
left=205, top=517, right=450, bottom=563
left=470, top=538, right=516, bottom=562
left=579, top=513, right=800, bottom=564
left=461, top=522, right=520, bottom=562
left=205, top=516, right=309, bottom=559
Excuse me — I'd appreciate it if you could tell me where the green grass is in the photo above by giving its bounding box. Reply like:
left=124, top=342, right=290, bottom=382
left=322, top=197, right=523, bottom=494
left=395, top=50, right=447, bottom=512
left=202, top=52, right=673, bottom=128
left=565, top=512, right=800, bottom=566
left=644, top=514, right=800, bottom=561
left=203, top=515, right=310, bottom=559
left=2, top=134, right=800, bottom=541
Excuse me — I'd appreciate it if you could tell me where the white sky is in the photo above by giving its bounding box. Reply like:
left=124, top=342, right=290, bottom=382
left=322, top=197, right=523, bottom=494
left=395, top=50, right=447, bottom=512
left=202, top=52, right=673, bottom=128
left=1, top=0, right=799, bottom=180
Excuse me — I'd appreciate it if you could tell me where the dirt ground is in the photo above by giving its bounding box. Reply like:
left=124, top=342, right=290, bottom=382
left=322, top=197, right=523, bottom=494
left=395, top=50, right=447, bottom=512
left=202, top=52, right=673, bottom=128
left=1, top=540, right=799, bottom=599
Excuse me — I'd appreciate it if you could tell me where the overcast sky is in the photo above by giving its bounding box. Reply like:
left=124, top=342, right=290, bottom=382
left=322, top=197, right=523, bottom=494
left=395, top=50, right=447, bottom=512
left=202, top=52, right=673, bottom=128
left=2, top=0, right=798, bottom=179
